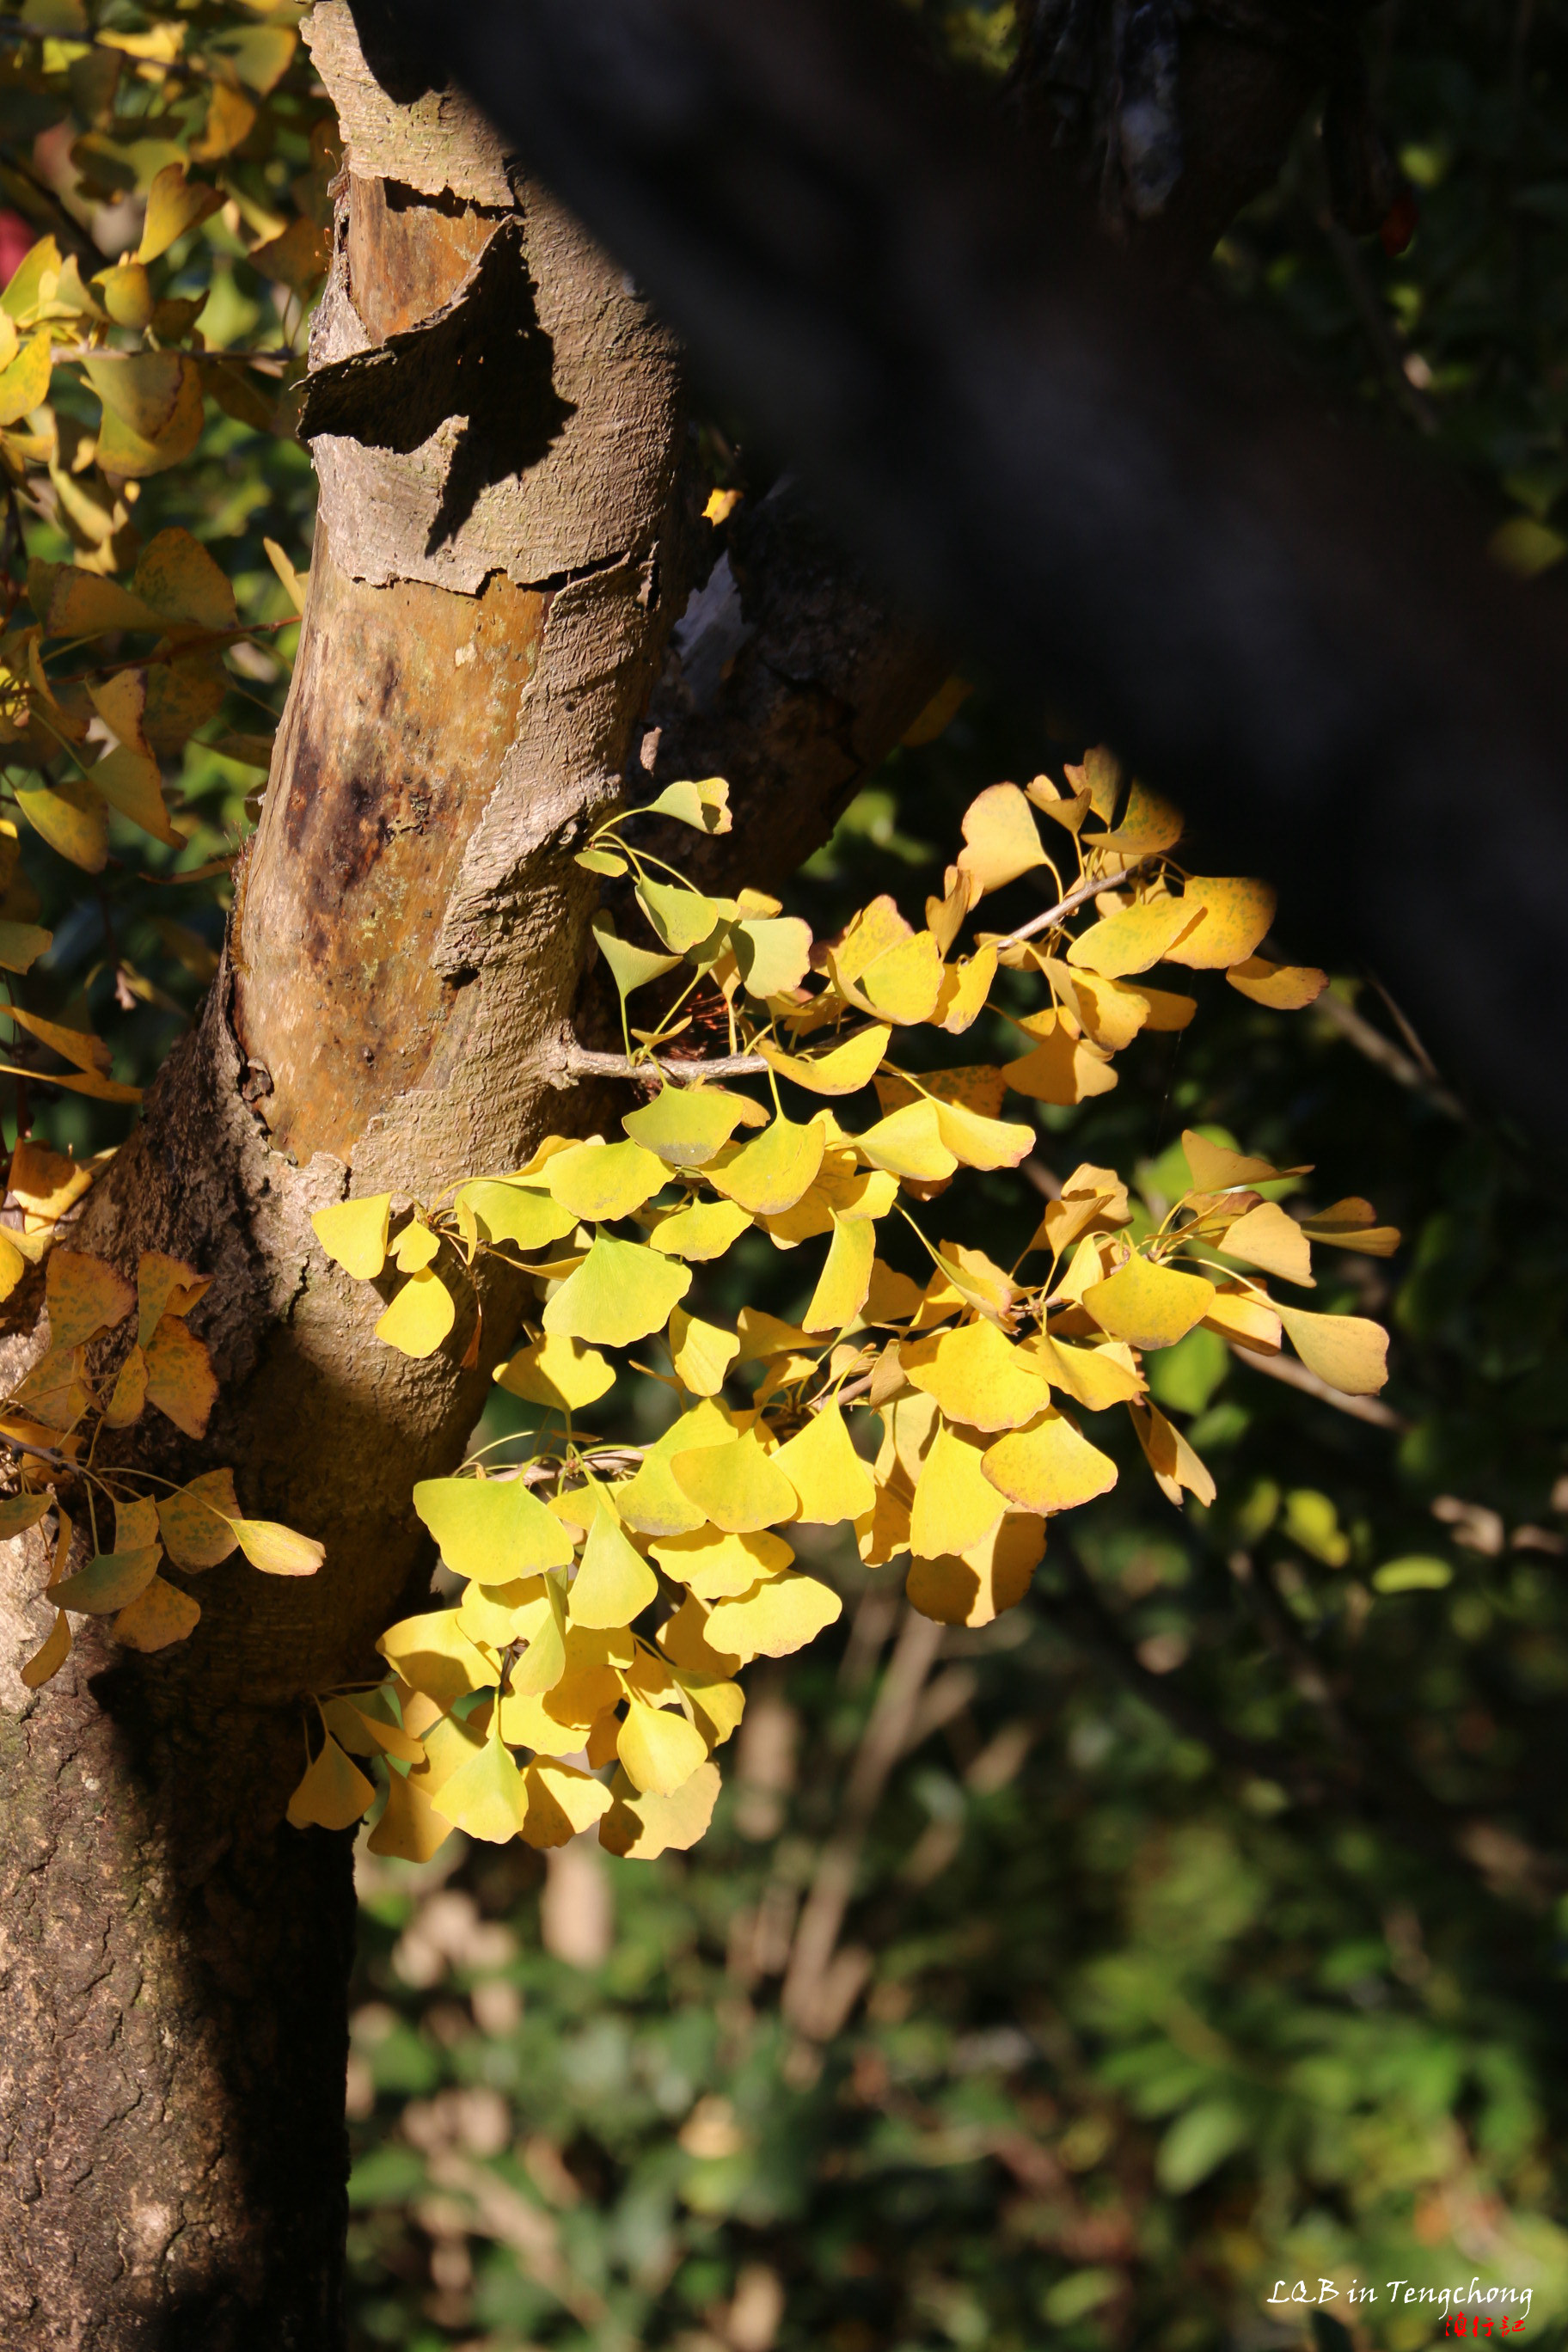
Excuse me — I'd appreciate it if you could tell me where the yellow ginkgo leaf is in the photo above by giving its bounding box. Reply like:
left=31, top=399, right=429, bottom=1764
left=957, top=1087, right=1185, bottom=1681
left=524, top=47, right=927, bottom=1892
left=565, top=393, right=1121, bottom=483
left=622, top=1085, right=762, bottom=1165
left=1221, top=1201, right=1313, bottom=1287
left=736, top=913, right=813, bottom=998
left=761, top=1025, right=891, bottom=1096
left=20, top=1608, right=71, bottom=1690
left=1082, top=1255, right=1216, bottom=1350
left=683, top=1673, right=745, bottom=1748
left=802, top=1213, right=875, bottom=1333
left=903, top=1319, right=1051, bottom=1433
left=46, top=1248, right=135, bottom=1352
left=367, top=1768, right=453, bottom=1863
left=377, top=1608, right=494, bottom=1711
left=1090, top=777, right=1183, bottom=855
left=1041, top=960, right=1151, bottom=1052
left=933, top=943, right=998, bottom=1034
left=905, top=1512, right=1044, bottom=1628
left=637, top=875, right=723, bottom=954
left=1065, top=897, right=1197, bottom=978
left=1180, top=1129, right=1287, bottom=1190
left=496, top=1332, right=616, bottom=1412
left=546, top=1138, right=668, bottom=1221
left=1299, top=1199, right=1401, bottom=1257
left=1201, top=1284, right=1283, bottom=1353
left=1161, top=878, right=1276, bottom=971
left=671, top=1428, right=797, bottom=1533
left=456, top=1179, right=579, bottom=1252
left=542, top=1235, right=691, bottom=1345
left=1226, top=955, right=1327, bottom=1009
left=431, top=1720, right=530, bottom=1842
left=772, top=1400, right=876, bottom=1524
left=569, top=1506, right=658, bottom=1629
left=1031, top=1333, right=1144, bottom=1409
left=499, top=1681, right=594, bottom=1755
left=955, top=781, right=1047, bottom=899
left=1277, top=1304, right=1390, bottom=1396
left=909, top=1424, right=1005, bottom=1559
left=618, top=1698, right=709, bottom=1795
left=854, top=1099, right=959, bottom=1182
left=706, top=1569, right=842, bottom=1663
left=707, top=1114, right=827, bottom=1216
left=414, top=1473, right=574, bottom=1583
left=321, top=1695, right=423, bottom=1767
left=228, top=1517, right=326, bottom=1577
left=649, top=1197, right=755, bottom=1260
left=522, top=1759, right=614, bottom=1847
left=113, top=1575, right=201, bottom=1652
left=933, top=1099, right=1035, bottom=1172
left=392, top=1218, right=440, bottom=1273
left=650, top=1524, right=794, bottom=1599
left=982, top=1410, right=1118, bottom=1514
left=287, top=1734, right=377, bottom=1833
left=49, top=1546, right=162, bottom=1614
left=1002, top=1018, right=1118, bottom=1105
left=599, top=1759, right=722, bottom=1859
left=1128, top=1398, right=1217, bottom=1506
left=137, top=161, right=224, bottom=264
left=144, top=1316, right=217, bottom=1439
left=508, top=1581, right=569, bottom=1697
left=458, top=1575, right=552, bottom=1651
left=614, top=1400, right=735, bottom=1535
left=375, top=1268, right=456, bottom=1358
left=670, top=1306, right=739, bottom=1396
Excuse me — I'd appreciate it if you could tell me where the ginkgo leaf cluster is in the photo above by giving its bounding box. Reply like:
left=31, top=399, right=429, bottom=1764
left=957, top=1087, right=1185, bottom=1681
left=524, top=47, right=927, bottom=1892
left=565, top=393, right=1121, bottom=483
left=299, top=762, right=1397, bottom=1862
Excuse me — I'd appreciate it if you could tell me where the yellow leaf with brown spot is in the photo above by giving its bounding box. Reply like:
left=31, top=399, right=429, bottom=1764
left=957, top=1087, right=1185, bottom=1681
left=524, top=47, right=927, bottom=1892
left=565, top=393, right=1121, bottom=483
left=20, top=1608, right=70, bottom=1690
left=313, top=1193, right=391, bottom=1281
left=1226, top=955, right=1326, bottom=1009
left=1083, top=1255, right=1216, bottom=1350
left=287, top=1734, right=376, bottom=1833
left=599, top=1759, right=721, bottom=1859
left=1129, top=1399, right=1216, bottom=1506
left=375, top=1268, right=456, bottom=1359
left=1090, top=778, right=1183, bottom=855
left=983, top=1410, right=1118, bottom=1513
left=955, top=782, right=1047, bottom=898
left=496, top=1331, right=616, bottom=1412
left=705, top=1569, right=842, bottom=1663
left=772, top=1400, right=875, bottom=1524
left=1066, top=897, right=1197, bottom=978
left=1162, top=878, right=1276, bottom=971
left=50, top=1546, right=162, bottom=1614
left=672, top=1428, right=796, bottom=1534
left=144, top=1314, right=217, bottom=1437
left=136, top=1250, right=210, bottom=1347
left=906, top=1513, right=1044, bottom=1627
left=46, top=1248, right=134, bottom=1351
left=903, top=1319, right=1050, bottom=1434
left=113, top=1575, right=200, bottom=1652
left=1277, top=1304, right=1390, bottom=1395
left=910, top=1424, right=1004, bottom=1559
left=1222, top=1201, right=1313, bottom=1288
left=156, top=1470, right=242, bottom=1571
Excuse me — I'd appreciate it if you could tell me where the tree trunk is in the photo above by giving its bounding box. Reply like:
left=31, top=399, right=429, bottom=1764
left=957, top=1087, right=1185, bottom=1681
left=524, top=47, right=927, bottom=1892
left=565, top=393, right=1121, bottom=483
left=0, top=10, right=686, bottom=2339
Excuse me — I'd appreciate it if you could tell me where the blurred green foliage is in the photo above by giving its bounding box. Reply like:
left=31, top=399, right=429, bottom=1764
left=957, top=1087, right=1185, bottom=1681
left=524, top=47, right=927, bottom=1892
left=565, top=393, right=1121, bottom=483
left=340, top=7, right=1568, bottom=2345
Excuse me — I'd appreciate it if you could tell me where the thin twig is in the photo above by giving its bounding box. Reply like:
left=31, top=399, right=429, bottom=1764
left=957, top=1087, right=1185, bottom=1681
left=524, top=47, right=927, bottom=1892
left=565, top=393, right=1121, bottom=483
left=1313, top=988, right=1466, bottom=1120
left=1228, top=1342, right=1411, bottom=1430
left=998, top=854, right=1156, bottom=948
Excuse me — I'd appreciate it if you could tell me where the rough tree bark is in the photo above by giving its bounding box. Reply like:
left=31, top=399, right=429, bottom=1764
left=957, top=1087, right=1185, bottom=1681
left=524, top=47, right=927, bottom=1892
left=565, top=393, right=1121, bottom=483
left=0, top=10, right=691, bottom=2342
left=0, top=4, right=1372, bottom=2341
